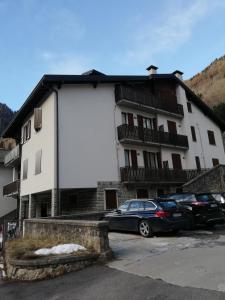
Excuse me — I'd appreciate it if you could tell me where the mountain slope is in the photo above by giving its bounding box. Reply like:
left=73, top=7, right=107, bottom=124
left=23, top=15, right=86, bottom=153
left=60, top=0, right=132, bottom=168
left=185, top=55, right=225, bottom=107
left=0, top=103, right=15, bottom=136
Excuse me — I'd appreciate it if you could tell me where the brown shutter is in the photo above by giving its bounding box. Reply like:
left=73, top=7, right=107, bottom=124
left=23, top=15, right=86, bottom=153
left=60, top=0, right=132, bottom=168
left=137, top=115, right=143, bottom=127
left=131, top=150, right=138, bottom=167
left=167, top=120, right=177, bottom=134
left=172, top=153, right=182, bottom=170
left=128, top=113, right=134, bottom=126
left=152, top=118, right=157, bottom=131
left=34, top=108, right=42, bottom=131
left=156, top=152, right=162, bottom=169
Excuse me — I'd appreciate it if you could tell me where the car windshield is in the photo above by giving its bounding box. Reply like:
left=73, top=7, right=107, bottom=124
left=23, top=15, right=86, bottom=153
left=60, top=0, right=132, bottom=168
left=118, top=202, right=129, bottom=212
left=196, top=194, right=215, bottom=202
left=159, top=201, right=177, bottom=210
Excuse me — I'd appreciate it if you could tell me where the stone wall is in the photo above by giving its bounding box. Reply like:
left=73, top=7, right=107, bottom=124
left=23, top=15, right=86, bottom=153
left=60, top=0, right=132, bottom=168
left=23, top=219, right=111, bottom=255
left=183, top=165, right=225, bottom=193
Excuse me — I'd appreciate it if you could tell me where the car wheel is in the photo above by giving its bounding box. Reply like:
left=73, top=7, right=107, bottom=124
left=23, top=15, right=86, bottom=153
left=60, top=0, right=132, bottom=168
left=139, top=220, right=153, bottom=238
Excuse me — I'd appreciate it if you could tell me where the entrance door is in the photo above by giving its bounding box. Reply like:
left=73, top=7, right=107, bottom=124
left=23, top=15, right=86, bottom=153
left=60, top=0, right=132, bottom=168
left=137, top=189, right=148, bottom=199
left=172, top=153, right=182, bottom=170
left=105, top=190, right=117, bottom=210
left=167, top=120, right=177, bottom=134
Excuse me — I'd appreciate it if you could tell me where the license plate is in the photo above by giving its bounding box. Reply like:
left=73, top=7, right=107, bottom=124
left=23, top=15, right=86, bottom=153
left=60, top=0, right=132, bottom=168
left=210, top=204, right=217, bottom=208
left=173, top=213, right=182, bottom=217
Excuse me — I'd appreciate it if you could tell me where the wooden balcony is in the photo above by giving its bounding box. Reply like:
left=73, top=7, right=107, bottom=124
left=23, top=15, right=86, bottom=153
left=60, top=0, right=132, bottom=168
left=3, top=180, right=20, bottom=197
left=115, top=85, right=184, bottom=118
left=117, top=124, right=189, bottom=149
left=120, top=167, right=206, bottom=184
left=4, top=144, right=20, bottom=167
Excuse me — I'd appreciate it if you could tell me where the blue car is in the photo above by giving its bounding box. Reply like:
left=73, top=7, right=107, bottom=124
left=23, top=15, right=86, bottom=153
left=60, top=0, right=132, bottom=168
left=104, top=199, right=188, bottom=237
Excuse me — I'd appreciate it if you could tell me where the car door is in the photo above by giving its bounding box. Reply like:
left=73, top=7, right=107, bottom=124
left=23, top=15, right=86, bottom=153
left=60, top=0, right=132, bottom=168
left=106, top=202, right=129, bottom=230
left=123, top=201, right=145, bottom=231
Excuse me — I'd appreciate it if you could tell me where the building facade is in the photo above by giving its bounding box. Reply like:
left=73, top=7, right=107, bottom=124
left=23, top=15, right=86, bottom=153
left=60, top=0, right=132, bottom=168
left=3, top=67, right=225, bottom=224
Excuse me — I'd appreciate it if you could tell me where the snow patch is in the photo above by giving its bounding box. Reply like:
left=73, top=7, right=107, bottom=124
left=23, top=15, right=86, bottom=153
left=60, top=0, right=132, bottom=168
left=35, top=244, right=86, bottom=256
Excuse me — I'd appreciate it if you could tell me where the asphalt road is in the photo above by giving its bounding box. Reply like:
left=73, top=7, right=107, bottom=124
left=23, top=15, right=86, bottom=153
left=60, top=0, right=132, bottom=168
left=0, top=265, right=225, bottom=300
left=108, top=225, right=225, bottom=292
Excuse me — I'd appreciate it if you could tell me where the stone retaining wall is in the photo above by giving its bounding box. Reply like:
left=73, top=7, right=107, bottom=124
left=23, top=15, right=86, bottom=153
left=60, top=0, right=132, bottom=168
left=5, top=253, right=99, bottom=281
left=23, top=219, right=111, bottom=255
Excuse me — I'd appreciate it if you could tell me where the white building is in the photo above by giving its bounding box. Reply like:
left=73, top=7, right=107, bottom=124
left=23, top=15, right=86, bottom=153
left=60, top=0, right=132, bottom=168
left=2, top=67, right=225, bottom=223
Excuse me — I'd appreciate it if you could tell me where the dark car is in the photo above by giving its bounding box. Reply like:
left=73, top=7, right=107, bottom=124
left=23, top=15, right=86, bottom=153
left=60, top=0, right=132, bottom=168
left=104, top=199, right=188, bottom=237
left=160, top=193, right=225, bottom=227
left=211, top=193, right=225, bottom=212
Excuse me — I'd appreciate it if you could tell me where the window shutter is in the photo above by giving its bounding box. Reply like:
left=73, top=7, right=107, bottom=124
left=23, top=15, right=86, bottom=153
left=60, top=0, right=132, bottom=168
left=34, top=108, right=42, bottom=131
left=23, top=159, right=28, bottom=180
left=35, top=150, right=42, bottom=175
left=156, top=152, right=162, bottom=169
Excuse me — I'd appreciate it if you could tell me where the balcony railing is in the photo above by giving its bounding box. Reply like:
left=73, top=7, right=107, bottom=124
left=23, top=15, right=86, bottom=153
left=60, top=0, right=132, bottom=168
left=120, top=167, right=207, bottom=184
left=115, top=85, right=184, bottom=117
left=4, top=144, right=20, bottom=167
left=3, top=180, right=20, bottom=197
left=117, top=124, right=189, bottom=149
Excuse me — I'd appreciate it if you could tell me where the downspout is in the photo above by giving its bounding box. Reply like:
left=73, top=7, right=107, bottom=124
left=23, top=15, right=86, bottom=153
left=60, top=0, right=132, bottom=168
left=42, top=83, right=60, bottom=214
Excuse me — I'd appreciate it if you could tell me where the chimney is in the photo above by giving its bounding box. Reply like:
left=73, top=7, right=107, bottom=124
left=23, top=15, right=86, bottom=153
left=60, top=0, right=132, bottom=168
left=173, top=70, right=183, bottom=80
left=146, top=65, right=158, bottom=75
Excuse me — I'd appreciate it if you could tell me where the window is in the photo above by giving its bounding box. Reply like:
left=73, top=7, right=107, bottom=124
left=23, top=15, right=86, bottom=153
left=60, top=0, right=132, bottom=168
left=22, top=120, right=31, bottom=143
left=34, top=108, right=42, bottom=131
left=187, top=102, right=192, bottom=113
left=144, top=201, right=156, bottom=211
left=212, top=158, right=219, bottom=166
left=143, top=151, right=158, bottom=169
left=35, top=150, right=42, bottom=175
left=121, top=112, right=134, bottom=126
left=208, top=130, right=216, bottom=145
left=191, top=126, right=197, bottom=142
left=22, top=159, right=28, bottom=180
left=122, top=112, right=127, bottom=125
left=195, top=156, right=201, bottom=170
left=124, top=149, right=138, bottom=167
left=128, top=201, right=144, bottom=211
left=163, top=161, right=169, bottom=169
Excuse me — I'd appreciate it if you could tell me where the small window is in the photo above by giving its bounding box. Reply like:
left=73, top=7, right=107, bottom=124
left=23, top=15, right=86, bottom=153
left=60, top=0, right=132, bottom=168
left=34, top=108, right=42, bottom=131
left=122, top=112, right=127, bottom=125
left=22, top=159, right=28, bottom=180
left=22, top=120, right=31, bottom=143
left=212, top=158, right=219, bottom=166
left=144, top=201, right=156, bottom=211
left=124, top=150, right=130, bottom=167
left=208, top=130, right=216, bottom=145
left=187, top=102, right=192, bottom=113
left=35, top=150, right=42, bottom=175
left=191, top=126, right=197, bottom=142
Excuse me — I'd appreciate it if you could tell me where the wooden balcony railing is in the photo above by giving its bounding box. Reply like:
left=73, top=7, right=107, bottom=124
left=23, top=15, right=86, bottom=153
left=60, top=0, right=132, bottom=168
left=3, top=180, right=20, bottom=197
left=120, top=167, right=207, bottom=184
left=115, top=85, right=184, bottom=116
left=117, top=124, right=189, bottom=149
left=4, top=144, right=20, bottom=167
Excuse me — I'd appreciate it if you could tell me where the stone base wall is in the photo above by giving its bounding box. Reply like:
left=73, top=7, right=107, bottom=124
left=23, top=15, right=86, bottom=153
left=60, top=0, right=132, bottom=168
left=5, top=253, right=99, bottom=281
left=23, top=219, right=111, bottom=255
left=183, top=165, right=225, bottom=193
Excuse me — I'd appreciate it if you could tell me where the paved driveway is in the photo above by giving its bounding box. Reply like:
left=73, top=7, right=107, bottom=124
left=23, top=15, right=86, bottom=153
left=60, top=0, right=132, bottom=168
left=107, top=225, right=225, bottom=292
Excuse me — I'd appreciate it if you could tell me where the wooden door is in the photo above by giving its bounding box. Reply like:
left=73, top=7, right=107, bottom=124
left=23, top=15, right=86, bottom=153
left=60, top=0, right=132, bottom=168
left=105, top=190, right=117, bottom=210
left=137, top=189, right=148, bottom=199
left=172, top=153, right=182, bottom=170
left=167, top=120, right=177, bottom=134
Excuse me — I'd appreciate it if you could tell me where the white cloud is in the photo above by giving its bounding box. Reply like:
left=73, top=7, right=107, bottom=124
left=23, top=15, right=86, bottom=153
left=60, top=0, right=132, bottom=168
left=41, top=52, right=90, bottom=74
left=123, top=0, right=225, bottom=65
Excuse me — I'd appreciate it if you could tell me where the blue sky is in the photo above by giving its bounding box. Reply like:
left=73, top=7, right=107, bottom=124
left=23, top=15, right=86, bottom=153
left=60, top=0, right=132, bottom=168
left=1, top=0, right=225, bottom=110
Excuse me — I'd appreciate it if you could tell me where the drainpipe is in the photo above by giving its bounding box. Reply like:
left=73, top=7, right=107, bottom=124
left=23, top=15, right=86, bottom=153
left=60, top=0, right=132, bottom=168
left=42, top=83, right=60, bottom=215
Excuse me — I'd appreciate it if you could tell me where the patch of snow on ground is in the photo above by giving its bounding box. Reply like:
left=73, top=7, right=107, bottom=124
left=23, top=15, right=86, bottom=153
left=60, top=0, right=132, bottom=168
left=35, top=244, right=86, bottom=256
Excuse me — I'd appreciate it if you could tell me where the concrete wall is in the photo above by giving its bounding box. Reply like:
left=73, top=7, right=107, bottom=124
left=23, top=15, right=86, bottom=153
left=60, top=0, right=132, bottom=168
left=58, top=84, right=119, bottom=189
left=23, top=218, right=110, bottom=254
left=20, top=93, right=56, bottom=196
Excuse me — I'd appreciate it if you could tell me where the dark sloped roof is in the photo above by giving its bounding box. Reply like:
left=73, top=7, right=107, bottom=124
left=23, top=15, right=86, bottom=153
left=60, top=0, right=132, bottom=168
left=3, top=71, right=225, bottom=138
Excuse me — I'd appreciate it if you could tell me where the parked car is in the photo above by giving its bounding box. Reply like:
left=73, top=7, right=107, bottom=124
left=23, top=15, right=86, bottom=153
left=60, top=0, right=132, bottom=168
left=104, top=199, right=188, bottom=237
left=160, top=193, right=225, bottom=227
left=211, top=193, right=225, bottom=212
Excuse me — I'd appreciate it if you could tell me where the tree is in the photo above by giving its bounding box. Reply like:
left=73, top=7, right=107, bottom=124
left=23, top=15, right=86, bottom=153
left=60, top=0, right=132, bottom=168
left=213, top=102, right=225, bottom=122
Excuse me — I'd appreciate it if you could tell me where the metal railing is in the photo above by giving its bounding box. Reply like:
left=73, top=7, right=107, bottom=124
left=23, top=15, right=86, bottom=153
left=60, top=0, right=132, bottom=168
left=4, top=144, right=20, bottom=167
left=115, top=85, right=184, bottom=116
left=117, top=124, right=189, bottom=148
